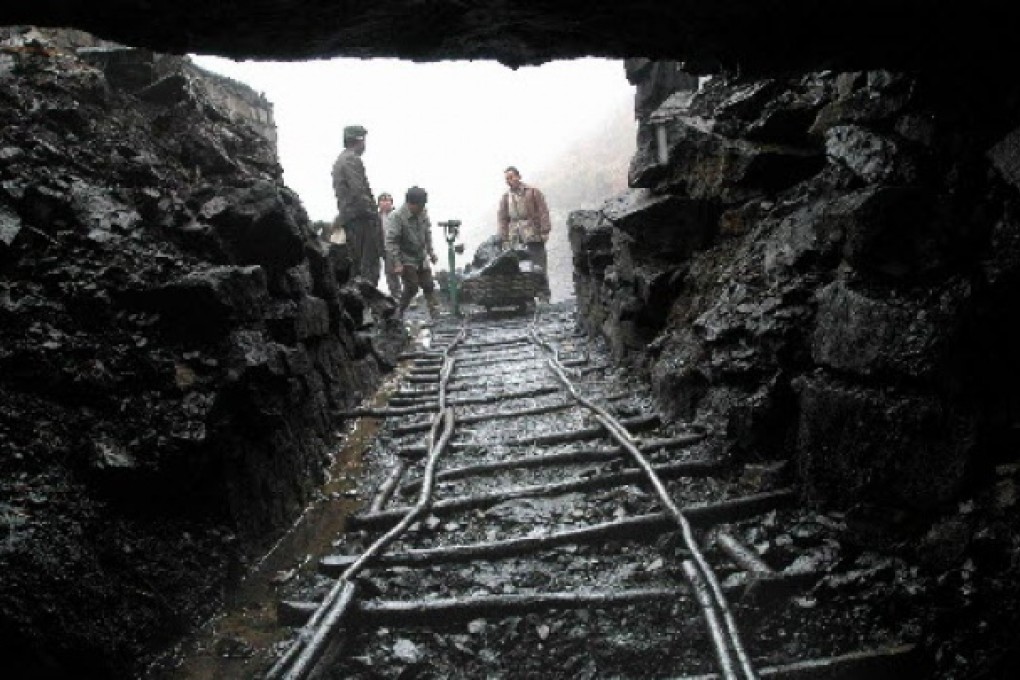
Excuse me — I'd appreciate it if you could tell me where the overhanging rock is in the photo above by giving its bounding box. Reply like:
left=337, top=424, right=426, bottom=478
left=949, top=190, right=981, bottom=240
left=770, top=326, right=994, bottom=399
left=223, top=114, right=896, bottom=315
left=2, top=1, right=1013, bottom=78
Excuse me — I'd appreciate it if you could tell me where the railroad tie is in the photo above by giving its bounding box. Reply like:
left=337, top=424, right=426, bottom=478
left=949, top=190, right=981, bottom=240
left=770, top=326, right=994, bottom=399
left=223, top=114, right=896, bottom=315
left=322, top=489, right=795, bottom=573
left=395, top=413, right=660, bottom=456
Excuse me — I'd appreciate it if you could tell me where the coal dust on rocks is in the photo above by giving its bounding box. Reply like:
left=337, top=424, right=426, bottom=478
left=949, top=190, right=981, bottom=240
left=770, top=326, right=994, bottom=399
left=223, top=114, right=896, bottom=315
left=1, top=28, right=401, bottom=677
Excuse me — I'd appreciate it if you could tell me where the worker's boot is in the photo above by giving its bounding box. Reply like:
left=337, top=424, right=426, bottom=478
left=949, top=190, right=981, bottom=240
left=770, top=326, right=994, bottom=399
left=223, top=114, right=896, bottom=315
left=395, top=289, right=413, bottom=321
left=425, top=292, right=441, bottom=321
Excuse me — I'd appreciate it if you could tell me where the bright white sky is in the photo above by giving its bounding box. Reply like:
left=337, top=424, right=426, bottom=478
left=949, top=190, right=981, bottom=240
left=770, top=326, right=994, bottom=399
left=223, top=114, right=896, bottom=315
left=189, top=55, right=634, bottom=254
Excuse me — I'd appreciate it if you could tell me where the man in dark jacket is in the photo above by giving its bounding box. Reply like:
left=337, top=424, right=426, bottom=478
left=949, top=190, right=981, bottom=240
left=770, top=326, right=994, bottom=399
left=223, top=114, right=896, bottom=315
left=385, top=186, right=439, bottom=320
left=331, top=124, right=382, bottom=282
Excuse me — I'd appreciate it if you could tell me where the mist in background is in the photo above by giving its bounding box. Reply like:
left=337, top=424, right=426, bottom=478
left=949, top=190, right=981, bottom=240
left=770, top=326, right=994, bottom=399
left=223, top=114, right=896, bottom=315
left=190, top=55, right=636, bottom=300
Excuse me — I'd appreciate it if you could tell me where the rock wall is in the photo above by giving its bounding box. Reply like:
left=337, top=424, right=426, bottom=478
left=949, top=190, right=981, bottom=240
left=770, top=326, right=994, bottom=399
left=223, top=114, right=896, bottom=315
left=573, top=64, right=1020, bottom=514
left=0, top=30, right=386, bottom=675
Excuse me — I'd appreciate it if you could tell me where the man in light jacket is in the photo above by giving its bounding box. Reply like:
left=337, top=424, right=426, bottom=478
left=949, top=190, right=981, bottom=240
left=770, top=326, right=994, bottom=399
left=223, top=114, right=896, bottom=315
left=497, top=166, right=552, bottom=301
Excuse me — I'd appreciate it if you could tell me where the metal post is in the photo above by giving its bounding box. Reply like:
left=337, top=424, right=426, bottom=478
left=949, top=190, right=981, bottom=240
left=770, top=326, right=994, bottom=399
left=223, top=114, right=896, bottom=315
left=447, top=238, right=459, bottom=316
left=439, top=220, right=462, bottom=317
left=656, top=122, right=669, bottom=165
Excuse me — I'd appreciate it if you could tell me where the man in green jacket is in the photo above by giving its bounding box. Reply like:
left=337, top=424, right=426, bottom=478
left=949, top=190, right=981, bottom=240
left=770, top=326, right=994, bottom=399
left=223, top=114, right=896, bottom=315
left=385, top=186, right=440, bottom=320
left=331, top=124, right=382, bottom=282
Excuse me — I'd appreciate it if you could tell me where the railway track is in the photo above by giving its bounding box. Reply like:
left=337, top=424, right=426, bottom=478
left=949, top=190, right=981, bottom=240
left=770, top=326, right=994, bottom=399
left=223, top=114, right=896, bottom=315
left=264, top=308, right=921, bottom=679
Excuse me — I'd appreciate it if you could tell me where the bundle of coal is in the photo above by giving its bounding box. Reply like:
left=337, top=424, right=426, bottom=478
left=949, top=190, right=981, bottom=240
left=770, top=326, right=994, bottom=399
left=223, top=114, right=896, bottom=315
left=457, top=240, right=544, bottom=306
left=464, top=236, right=528, bottom=278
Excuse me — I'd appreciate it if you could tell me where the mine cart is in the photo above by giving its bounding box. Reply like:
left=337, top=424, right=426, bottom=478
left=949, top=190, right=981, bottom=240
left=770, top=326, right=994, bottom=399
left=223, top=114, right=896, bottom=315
left=458, top=236, right=548, bottom=313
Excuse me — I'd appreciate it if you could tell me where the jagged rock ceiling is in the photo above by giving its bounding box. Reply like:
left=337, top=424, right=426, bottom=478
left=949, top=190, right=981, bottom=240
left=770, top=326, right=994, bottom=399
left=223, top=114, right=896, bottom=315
left=1, top=1, right=1012, bottom=74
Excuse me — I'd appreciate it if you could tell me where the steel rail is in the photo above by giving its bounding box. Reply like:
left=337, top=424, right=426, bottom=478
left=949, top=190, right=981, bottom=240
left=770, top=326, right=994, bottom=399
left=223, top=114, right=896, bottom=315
left=527, top=316, right=757, bottom=680
left=269, top=311, right=903, bottom=678
left=368, top=459, right=407, bottom=513
left=684, top=559, right=738, bottom=679
left=265, top=324, right=467, bottom=679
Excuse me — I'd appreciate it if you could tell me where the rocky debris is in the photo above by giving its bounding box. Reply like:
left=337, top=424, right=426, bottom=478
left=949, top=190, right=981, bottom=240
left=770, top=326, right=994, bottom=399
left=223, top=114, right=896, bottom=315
left=0, top=29, right=398, bottom=677
left=570, top=198, right=699, bottom=361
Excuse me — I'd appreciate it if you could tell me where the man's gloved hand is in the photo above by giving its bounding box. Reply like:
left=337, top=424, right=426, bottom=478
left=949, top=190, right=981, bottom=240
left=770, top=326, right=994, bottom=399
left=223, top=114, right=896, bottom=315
left=429, top=252, right=438, bottom=265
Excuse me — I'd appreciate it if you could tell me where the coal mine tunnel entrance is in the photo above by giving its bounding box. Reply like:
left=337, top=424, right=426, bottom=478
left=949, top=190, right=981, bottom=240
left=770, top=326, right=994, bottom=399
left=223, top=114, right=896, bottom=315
left=5, top=21, right=1020, bottom=680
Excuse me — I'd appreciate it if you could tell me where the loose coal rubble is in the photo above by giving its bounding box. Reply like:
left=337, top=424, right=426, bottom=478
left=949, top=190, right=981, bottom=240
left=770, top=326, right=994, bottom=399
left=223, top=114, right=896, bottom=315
left=0, top=29, right=401, bottom=677
left=571, top=64, right=1020, bottom=677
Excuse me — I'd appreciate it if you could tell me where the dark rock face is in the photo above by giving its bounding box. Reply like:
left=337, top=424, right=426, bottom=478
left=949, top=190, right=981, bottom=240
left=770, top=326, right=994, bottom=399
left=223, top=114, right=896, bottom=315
left=0, top=31, right=391, bottom=676
left=603, top=190, right=718, bottom=258
left=1, top=1, right=1013, bottom=78
left=572, top=63, right=1020, bottom=677
left=574, top=65, right=1020, bottom=513
left=794, top=373, right=975, bottom=509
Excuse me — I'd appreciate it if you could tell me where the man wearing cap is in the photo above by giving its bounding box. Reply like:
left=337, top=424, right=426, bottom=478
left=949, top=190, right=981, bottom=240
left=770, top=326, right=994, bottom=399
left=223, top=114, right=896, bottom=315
left=497, top=166, right=552, bottom=301
left=331, top=124, right=382, bottom=282
left=385, top=186, right=440, bottom=320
